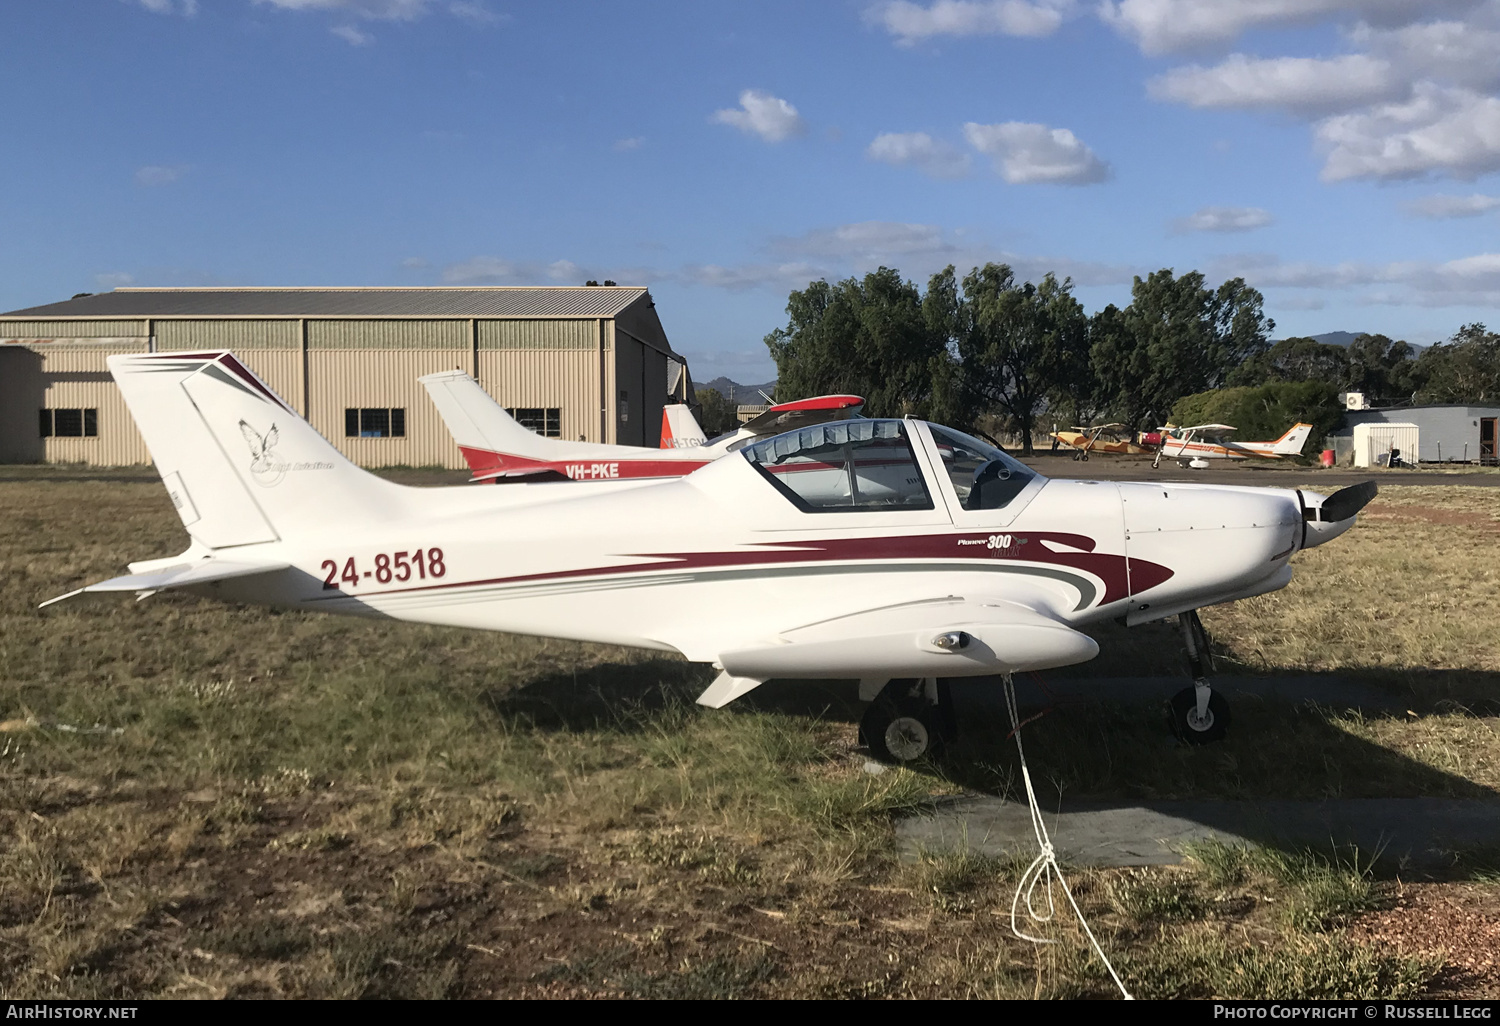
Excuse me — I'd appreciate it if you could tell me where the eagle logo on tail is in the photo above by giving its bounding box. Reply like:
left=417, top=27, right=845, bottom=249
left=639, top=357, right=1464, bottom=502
left=240, top=420, right=288, bottom=487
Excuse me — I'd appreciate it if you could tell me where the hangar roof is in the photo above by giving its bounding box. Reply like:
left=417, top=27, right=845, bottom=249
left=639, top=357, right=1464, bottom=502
left=1, top=286, right=653, bottom=320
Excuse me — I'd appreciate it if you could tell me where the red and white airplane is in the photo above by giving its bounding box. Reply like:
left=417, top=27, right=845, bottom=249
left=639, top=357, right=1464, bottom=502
left=1153, top=422, right=1314, bottom=469
left=418, top=369, right=863, bottom=483
left=45, top=352, right=1375, bottom=760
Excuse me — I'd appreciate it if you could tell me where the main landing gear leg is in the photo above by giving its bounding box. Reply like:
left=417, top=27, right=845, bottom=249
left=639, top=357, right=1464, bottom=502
left=859, top=677, right=955, bottom=763
left=1171, top=610, right=1230, bottom=744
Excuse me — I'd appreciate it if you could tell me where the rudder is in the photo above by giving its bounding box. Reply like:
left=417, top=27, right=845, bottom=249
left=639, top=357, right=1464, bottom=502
left=109, top=351, right=403, bottom=547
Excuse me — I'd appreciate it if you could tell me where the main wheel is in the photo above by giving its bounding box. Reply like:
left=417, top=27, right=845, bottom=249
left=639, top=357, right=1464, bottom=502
left=861, top=692, right=942, bottom=763
left=1170, top=687, right=1230, bottom=745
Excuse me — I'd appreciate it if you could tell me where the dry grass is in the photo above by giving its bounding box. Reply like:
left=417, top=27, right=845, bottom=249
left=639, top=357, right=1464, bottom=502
left=0, top=466, right=1495, bottom=998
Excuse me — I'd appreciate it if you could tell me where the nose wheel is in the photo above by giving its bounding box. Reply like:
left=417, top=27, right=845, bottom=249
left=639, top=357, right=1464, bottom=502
left=1172, top=610, right=1230, bottom=744
left=860, top=678, right=955, bottom=763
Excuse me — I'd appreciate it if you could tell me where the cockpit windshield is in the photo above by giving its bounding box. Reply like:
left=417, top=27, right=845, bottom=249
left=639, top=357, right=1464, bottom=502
left=927, top=425, right=1039, bottom=511
left=741, top=420, right=933, bottom=513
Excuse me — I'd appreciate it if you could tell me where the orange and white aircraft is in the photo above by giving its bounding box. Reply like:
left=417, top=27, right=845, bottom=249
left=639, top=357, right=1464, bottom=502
left=1153, top=423, right=1314, bottom=469
left=418, top=369, right=863, bottom=482
left=1051, top=424, right=1152, bottom=461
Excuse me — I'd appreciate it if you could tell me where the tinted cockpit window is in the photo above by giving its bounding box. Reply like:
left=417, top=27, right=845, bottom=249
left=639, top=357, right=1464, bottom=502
left=742, top=420, right=933, bottom=512
left=928, top=425, right=1037, bottom=511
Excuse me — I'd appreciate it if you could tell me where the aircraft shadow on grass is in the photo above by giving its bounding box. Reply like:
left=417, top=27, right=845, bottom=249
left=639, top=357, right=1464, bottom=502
left=483, top=632, right=1500, bottom=876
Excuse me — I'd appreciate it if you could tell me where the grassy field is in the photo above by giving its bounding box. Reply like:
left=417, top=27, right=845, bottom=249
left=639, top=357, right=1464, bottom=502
left=1, top=466, right=1497, bottom=999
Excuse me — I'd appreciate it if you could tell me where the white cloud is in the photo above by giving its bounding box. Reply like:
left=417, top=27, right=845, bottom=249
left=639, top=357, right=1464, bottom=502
left=331, top=23, right=374, bottom=44
left=1354, top=18, right=1500, bottom=92
left=962, top=121, right=1110, bottom=184
left=1404, top=192, right=1500, bottom=217
left=1149, top=54, right=1401, bottom=115
left=711, top=90, right=806, bottom=143
left=441, top=256, right=652, bottom=286
left=866, top=132, right=972, bottom=178
left=1172, top=206, right=1274, bottom=233
left=679, top=262, right=828, bottom=292
left=134, top=0, right=198, bottom=14
left=442, top=256, right=521, bottom=284
left=1215, top=248, right=1500, bottom=306
left=613, top=136, right=644, bottom=151
left=134, top=164, right=190, bottom=186
left=767, top=221, right=1136, bottom=287
left=1098, top=0, right=1473, bottom=56
left=772, top=221, right=957, bottom=262
left=95, top=272, right=135, bottom=289
left=866, top=0, right=1074, bottom=44
left=448, top=1, right=505, bottom=24
left=1317, top=83, right=1500, bottom=180
left=546, top=259, right=581, bottom=282
left=255, top=0, right=431, bottom=18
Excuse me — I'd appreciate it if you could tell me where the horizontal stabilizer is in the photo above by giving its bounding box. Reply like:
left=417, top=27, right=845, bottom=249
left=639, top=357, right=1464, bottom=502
left=40, top=560, right=291, bottom=608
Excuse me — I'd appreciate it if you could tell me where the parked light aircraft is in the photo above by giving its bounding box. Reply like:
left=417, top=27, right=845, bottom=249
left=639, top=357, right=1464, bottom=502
left=45, top=352, right=1376, bottom=761
left=1152, top=422, right=1314, bottom=470
left=1050, top=424, right=1152, bottom=461
left=418, top=369, right=863, bottom=483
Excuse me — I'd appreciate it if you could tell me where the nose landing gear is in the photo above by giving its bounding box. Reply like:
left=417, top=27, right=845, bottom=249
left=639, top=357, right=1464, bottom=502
left=859, top=677, right=956, bottom=763
left=1171, top=610, right=1230, bottom=744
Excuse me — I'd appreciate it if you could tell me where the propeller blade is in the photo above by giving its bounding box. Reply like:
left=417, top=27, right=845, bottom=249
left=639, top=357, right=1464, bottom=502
left=1321, top=481, right=1378, bottom=523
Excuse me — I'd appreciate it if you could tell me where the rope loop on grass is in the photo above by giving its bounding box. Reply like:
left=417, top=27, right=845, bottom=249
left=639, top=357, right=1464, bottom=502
left=1001, top=673, right=1134, bottom=1000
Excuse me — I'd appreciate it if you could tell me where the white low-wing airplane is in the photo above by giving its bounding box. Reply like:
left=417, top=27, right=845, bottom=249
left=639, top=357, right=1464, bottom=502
left=418, top=369, right=863, bottom=482
left=1153, top=422, right=1314, bottom=470
left=46, top=352, right=1375, bottom=760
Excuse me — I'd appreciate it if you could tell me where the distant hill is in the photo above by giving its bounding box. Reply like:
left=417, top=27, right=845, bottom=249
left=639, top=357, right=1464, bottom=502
left=1273, top=331, right=1423, bottom=354
left=698, top=376, right=777, bottom=403
left=1309, top=331, right=1362, bottom=347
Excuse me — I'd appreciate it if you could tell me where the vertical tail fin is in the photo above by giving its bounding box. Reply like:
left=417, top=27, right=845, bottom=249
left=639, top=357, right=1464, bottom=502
left=418, top=370, right=552, bottom=474
left=109, top=351, right=402, bottom=548
left=1273, top=422, right=1314, bottom=455
left=660, top=404, right=708, bottom=449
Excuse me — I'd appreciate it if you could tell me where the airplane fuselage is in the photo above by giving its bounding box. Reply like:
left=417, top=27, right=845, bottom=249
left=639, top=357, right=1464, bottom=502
left=189, top=449, right=1304, bottom=673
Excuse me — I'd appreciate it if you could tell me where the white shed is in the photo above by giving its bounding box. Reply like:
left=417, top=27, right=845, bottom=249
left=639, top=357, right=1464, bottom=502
left=1353, top=422, right=1419, bottom=467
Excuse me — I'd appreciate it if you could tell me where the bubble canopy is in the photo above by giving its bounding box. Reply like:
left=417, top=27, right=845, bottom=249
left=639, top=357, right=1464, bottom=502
left=740, top=419, right=1040, bottom=514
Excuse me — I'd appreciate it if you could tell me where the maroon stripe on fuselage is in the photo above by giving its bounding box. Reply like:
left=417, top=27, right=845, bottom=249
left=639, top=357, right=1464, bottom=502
left=332, top=531, right=1174, bottom=607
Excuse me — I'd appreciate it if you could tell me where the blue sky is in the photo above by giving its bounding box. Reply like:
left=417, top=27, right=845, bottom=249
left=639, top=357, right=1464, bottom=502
left=3, top=0, right=1499, bottom=381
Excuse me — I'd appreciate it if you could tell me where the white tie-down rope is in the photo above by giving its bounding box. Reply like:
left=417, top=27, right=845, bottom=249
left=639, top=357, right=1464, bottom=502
left=1002, top=673, right=1133, bottom=1000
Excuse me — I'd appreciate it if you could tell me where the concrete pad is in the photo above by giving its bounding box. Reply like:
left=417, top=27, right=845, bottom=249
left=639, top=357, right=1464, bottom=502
left=898, top=796, right=1500, bottom=869
left=948, top=674, right=1408, bottom=715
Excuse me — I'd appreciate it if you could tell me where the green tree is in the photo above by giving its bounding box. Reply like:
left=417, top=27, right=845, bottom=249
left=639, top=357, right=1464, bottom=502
left=764, top=268, right=952, bottom=419
left=693, top=387, right=740, bottom=436
left=1346, top=333, right=1416, bottom=400
left=1414, top=323, right=1500, bottom=403
left=1171, top=380, right=1343, bottom=453
left=1090, top=270, right=1273, bottom=432
left=926, top=264, right=1088, bottom=454
left=1227, top=336, right=1349, bottom=387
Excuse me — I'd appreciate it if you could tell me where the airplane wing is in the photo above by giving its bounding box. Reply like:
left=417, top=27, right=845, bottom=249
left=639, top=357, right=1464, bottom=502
left=738, top=394, right=864, bottom=436
left=40, top=560, right=292, bottom=607
left=697, top=595, right=1098, bottom=707
left=1179, top=423, right=1237, bottom=432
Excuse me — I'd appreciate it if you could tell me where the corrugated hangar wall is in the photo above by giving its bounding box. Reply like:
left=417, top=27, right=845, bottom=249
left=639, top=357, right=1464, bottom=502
left=0, top=290, right=685, bottom=467
left=0, top=341, right=152, bottom=465
left=477, top=319, right=605, bottom=445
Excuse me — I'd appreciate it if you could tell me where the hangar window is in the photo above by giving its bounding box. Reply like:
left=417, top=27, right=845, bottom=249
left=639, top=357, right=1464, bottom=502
left=742, top=419, right=933, bottom=513
left=345, top=408, right=406, bottom=438
left=507, top=408, right=561, bottom=438
left=40, top=408, right=98, bottom=438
